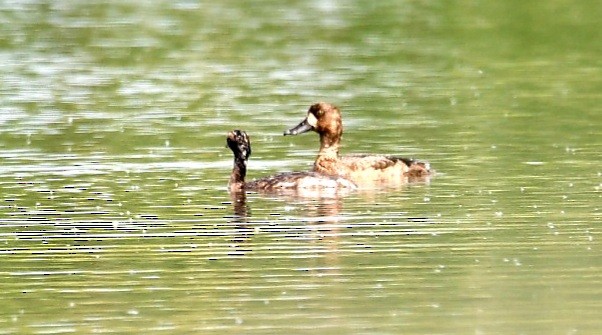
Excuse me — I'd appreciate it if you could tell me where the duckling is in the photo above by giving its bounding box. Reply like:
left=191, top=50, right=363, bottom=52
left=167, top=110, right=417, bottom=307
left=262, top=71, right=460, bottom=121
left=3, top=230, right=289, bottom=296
left=227, top=130, right=356, bottom=193
left=284, top=102, right=431, bottom=186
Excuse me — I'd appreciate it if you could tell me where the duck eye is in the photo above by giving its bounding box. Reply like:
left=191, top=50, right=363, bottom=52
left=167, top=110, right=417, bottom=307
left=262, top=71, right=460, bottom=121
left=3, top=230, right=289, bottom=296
left=309, top=108, right=322, bottom=117
left=309, top=104, right=321, bottom=116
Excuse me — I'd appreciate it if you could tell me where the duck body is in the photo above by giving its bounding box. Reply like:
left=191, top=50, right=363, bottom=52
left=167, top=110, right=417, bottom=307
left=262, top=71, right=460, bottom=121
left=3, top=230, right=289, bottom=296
left=318, top=154, right=431, bottom=186
left=243, top=171, right=357, bottom=191
left=284, top=102, right=431, bottom=186
left=227, top=130, right=356, bottom=193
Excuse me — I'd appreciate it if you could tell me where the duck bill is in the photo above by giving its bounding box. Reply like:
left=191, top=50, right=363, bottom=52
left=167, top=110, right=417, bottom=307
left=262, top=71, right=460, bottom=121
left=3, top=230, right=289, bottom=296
left=283, top=118, right=313, bottom=136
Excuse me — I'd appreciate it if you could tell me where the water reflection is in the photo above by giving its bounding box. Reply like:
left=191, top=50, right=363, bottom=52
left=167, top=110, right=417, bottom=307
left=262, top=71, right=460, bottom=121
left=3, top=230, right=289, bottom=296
left=229, top=190, right=346, bottom=222
left=224, top=175, right=435, bottom=262
left=226, top=189, right=253, bottom=253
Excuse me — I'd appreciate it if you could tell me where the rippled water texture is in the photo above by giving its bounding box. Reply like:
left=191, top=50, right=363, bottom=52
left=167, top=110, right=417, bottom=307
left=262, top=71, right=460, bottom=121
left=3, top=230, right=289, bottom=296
left=0, top=1, right=600, bottom=334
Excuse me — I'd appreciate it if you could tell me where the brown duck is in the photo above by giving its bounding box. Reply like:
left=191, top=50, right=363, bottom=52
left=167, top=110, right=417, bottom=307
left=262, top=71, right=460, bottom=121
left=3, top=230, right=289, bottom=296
left=284, top=102, right=431, bottom=186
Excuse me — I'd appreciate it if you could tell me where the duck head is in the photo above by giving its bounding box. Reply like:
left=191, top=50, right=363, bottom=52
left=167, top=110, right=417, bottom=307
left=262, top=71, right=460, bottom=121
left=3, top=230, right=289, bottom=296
left=284, top=102, right=343, bottom=139
left=227, top=130, right=251, bottom=161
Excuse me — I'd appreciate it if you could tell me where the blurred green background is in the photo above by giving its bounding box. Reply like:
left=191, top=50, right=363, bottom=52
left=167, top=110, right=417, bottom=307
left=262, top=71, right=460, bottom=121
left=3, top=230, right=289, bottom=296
left=0, top=1, right=600, bottom=334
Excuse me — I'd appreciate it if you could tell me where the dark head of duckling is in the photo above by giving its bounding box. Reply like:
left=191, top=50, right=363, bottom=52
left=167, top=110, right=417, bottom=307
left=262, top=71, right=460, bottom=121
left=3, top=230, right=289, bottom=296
left=227, top=130, right=251, bottom=161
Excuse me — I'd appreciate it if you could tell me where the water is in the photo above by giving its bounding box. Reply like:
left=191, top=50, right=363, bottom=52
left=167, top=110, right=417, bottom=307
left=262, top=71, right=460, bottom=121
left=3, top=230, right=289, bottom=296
left=1, top=1, right=601, bottom=334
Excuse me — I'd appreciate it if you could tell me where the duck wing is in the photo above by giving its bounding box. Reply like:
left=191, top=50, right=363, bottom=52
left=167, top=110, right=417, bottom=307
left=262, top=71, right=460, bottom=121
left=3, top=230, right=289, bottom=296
left=343, top=154, right=430, bottom=174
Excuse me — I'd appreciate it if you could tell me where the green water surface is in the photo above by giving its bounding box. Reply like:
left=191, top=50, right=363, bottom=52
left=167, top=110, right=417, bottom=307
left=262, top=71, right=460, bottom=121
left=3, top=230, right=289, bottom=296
left=0, top=1, right=600, bottom=334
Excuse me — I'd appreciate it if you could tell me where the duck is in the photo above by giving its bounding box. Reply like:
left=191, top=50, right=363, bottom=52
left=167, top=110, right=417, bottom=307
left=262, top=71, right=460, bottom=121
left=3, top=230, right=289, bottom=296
left=283, top=102, right=431, bottom=186
left=227, top=130, right=356, bottom=193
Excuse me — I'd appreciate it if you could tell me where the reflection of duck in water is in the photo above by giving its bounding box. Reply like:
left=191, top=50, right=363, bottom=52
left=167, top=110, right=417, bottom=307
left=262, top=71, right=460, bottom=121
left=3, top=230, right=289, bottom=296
left=284, top=102, right=432, bottom=186
left=227, top=130, right=356, bottom=193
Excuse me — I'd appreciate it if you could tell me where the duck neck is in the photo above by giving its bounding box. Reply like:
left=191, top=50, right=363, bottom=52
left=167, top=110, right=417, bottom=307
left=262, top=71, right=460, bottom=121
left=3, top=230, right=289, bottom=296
left=319, top=135, right=340, bottom=157
left=229, top=156, right=247, bottom=192
left=314, top=133, right=341, bottom=173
